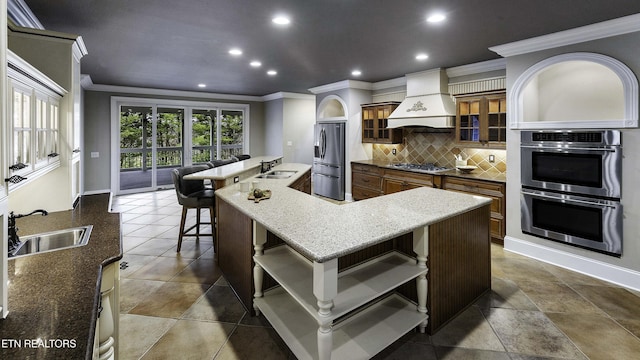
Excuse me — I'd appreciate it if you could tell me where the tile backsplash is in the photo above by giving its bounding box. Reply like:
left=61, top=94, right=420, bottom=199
left=372, top=129, right=507, bottom=173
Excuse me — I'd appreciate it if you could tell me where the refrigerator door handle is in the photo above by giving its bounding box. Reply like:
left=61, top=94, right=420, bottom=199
left=321, top=128, right=326, bottom=159
left=314, top=173, right=338, bottom=179
left=315, top=163, right=340, bottom=169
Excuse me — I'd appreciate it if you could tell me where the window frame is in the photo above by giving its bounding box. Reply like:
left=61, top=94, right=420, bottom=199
left=7, top=51, right=66, bottom=192
left=110, top=96, right=251, bottom=193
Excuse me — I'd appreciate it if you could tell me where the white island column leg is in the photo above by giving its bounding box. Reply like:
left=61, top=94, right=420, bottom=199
left=313, top=259, right=338, bottom=360
left=252, top=221, right=267, bottom=316
left=413, top=226, right=429, bottom=333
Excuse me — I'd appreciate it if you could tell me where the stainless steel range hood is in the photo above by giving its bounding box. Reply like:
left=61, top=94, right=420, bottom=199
left=387, top=68, right=456, bottom=128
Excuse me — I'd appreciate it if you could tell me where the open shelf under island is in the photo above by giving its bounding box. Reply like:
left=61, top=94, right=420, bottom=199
left=211, top=163, right=492, bottom=360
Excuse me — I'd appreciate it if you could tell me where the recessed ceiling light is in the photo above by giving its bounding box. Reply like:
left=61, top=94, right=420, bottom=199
left=250, top=60, right=262, bottom=68
left=229, top=48, right=243, bottom=56
left=197, top=83, right=206, bottom=88
left=351, top=70, right=362, bottom=76
left=267, top=70, right=278, bottom=76
left=272, top=15, right=291, bottom=26
left=415, top=53, right=429, bottom=61
left=426, top=13, right=446, bottom=23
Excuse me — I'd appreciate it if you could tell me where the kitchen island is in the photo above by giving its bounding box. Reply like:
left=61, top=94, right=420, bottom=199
left=215, top=163, right=492, bottom=359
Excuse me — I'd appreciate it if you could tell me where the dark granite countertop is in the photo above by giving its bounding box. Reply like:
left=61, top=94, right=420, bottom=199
left=0, top=194, right=121, bottom=360
left=351, top=159, right=506, bottom=183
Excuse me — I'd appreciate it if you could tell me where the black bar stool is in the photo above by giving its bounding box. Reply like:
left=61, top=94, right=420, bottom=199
left=171, top=165, right=215, bottom=252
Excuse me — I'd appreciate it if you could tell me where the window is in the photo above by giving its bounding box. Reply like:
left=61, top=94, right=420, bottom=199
left=112, top=96, right=250, bottom=193
left=8, top=79, right=63, bottom=188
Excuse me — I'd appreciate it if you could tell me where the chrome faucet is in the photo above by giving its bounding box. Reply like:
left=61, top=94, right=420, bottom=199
left=7, top=209, right=48, bottom=254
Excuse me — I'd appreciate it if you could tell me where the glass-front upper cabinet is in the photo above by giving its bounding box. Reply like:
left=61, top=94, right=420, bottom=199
left=455, top=92, right=506, bottom=148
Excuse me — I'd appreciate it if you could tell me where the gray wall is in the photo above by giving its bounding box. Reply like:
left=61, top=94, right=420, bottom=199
left=504, top=30, right=640, bottom=274
left=264, top=98, right=284, bottom=158
left=82, top=90, right=266, bottom=193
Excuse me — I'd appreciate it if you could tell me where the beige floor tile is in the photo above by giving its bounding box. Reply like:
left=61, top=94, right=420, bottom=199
left=124, top=213, right=171, bottom=225
left=118, top=314, right=176, bottom=360
left=129, top=282, right=210, bottom=318
left=547, top=312, right=640, bottom=360
left=372, top=341, right=437, bottom=360
left=214, top=325, right=291, bottom=360
left=434, top=346, right=511, bottom=360
left=616, top=317, right=640, bottom=339
left=127, top=238, right=179, bottom=256
left=169, top=257, right=223, bottom=285
left=119, top=254, right=158, bottom=278
left=120, top=278, right=165, bottom=313
left=182, top=284, right=246, bottom=322
left=479, top=277, right=538, bottom=311
left=122, top=236, right=153, bottom=253
left=491, top=257, right=560, bottom=284
left=571, top=284, right=640, bottom=321
left=482, top=308, right=585, bottom=359
left=121, top=223, right=146, bottom=235
left=127, top=256, right=194, bottom=281
left=540, top=262, right=619, bottom=287
left=159, top=239, right=213, bottom=259
left=516, top=280, right=605, bottom=314
left=142, top=319, right=235, bottom=360
left=127, top=224, right=176, bottom=238
left=431, top=306, right=505, bottom=351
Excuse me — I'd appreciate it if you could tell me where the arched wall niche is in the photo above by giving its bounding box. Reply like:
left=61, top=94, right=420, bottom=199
left=316, top=94, right=348, bottom=122
left=510, top=52, right=638, bottom=129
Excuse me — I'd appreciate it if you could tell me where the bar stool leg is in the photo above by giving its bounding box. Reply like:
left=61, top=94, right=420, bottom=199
left=177, top=206, right=188, bottom=252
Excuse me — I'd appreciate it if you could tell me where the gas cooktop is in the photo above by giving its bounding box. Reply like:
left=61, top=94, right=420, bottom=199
left=387, top=163, right=452, bottom=174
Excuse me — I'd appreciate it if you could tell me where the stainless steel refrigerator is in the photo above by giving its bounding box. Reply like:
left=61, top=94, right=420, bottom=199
left=313, top=122, right=345, bottom=201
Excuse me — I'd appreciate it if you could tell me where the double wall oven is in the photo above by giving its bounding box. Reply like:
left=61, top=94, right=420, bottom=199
left=520, top=130, right=623, bottom=256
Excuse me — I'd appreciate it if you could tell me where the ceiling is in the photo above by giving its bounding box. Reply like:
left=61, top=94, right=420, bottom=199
left=22, top=0, right=640, bottom=96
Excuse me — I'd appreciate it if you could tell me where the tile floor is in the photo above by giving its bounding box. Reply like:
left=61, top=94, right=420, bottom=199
left=112, top=190, right=640, bottom=360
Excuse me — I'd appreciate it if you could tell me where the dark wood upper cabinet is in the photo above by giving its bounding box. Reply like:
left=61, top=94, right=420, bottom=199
left=361, top=102, right=403, bottom=144
left=455, top=92, right=506, bottom=148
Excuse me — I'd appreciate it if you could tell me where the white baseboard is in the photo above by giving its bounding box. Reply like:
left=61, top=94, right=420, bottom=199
left=82, top=189, right=111, bottom=195
left=504, top=236, right=640, bottom=292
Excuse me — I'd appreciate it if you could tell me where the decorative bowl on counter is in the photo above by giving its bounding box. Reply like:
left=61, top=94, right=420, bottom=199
left=456, top=165, right=477, bottom=174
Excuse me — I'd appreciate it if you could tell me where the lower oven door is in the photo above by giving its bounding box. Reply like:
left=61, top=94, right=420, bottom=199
left=521, top=188, right=622, bottom=256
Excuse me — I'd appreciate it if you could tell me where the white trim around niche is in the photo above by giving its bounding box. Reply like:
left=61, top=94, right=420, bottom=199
left=509, top=52, right=639, bottom=129
left=316, top=94, right=348, bottom=122
left=505, top=236, right=640, bottom=292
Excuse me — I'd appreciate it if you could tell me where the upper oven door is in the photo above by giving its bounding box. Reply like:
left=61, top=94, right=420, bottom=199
left=521, top=135, right=622, bottom=198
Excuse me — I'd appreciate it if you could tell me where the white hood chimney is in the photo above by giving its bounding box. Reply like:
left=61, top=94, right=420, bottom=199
left=387, top=68, right=456, bottom=128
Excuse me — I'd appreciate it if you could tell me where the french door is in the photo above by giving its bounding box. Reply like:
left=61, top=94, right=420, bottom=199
left=112, top=97, right=248, bottom=194
left=117, top=106, right=184, bottom=192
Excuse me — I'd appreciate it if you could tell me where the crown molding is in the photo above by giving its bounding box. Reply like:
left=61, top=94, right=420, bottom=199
left=7, top=0, right=43, bottom=29
left=262, top=92, right=315, bottom=101
left=446, top=59, right=506, bottom=78
left=8, top=50, right=67, bottom=96
left=83, top=80, right=264, bottom=102
left=371, top=76, right=405, bottom=90
left=490, top=13, right=640, bottom=57
left=308, top=80, right=373, bottom=94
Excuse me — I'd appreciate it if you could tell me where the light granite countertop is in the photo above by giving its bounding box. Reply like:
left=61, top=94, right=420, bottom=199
left=216, top=163, right=492, bottom=263
left=185, top=155, right=282, bottom=180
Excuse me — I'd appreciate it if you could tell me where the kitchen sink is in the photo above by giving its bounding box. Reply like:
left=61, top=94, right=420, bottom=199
left=256, top=170, right=298, bottom=179
left=10, top=225, right=93, bottom=257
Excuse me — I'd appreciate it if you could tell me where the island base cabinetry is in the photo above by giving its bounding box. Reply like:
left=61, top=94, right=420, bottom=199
left=246, top=204, right=491, bottom=359
left=252, top=229, right=428, bottom=360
